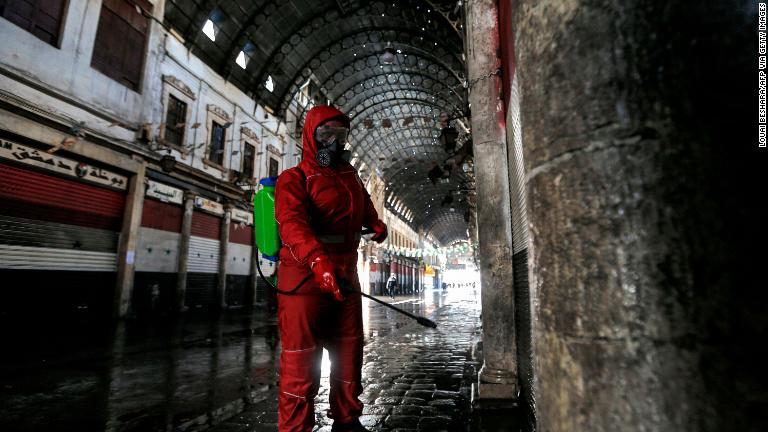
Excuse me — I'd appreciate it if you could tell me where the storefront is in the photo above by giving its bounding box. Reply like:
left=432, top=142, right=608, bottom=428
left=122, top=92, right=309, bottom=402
left=186, top=197, right=223, bottom=310
left=0, top=137, right=127, bottom=318
left=226, top=208, right=253, bottom=307
left=133, top=180, right=183, bottom=316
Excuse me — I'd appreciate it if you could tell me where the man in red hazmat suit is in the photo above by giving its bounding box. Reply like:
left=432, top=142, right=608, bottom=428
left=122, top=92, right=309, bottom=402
left=274, top=105, right=388, bottom=432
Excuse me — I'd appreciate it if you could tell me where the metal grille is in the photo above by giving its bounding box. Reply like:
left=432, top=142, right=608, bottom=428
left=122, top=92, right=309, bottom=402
left=513, top=248, right=536, bottom=429
left=508, top=74, right=529, bottom=254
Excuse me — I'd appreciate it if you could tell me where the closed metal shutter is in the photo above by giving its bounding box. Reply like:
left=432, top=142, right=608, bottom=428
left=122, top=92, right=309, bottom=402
left=0, top=161, right=125, bottom=317
left=133, top=198, right=182, bottom=316
left=136, top=199, right=182, bottom=273
left=225, top=274, right=250, bottom=307
left=0, top=162, right=125, bottom=230
left=189, top=236, right=220, bottom=273
left=0, top=163, right=125, bottom=270
left=140, top=198, right=182, bottom=232
left=227, top=224, right=252, bottom=276
left=0, top=215, right=118, bottom=271
left=186, top=273, right=217, bottom=309
left=187, top=211, right=221, bottom=309
left=226, top=222, right=252, bottom=307
left=191, top=210, right=221, bottom=239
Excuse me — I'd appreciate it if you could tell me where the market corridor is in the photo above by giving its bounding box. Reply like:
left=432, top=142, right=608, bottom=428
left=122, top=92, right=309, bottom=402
left=0, top=0, right=763, bottom=430
left=0, top=285, right=517, bottom=432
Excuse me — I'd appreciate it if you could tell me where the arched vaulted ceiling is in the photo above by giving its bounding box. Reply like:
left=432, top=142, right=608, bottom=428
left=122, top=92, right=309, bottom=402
left=164, top=0, right=470, bottom=245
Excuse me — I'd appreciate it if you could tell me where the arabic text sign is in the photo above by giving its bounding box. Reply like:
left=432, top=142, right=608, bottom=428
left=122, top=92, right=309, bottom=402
left=194, top=197, right=224, bottom=215
left=146, top=180, right=183, bottom=204
left=231, top=208, right=253, bottom=225
left=0, top=139, right=128, bottom=190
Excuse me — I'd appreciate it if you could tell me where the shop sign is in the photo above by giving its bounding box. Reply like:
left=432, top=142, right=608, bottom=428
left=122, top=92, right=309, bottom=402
left=146, top=180, right=183, bottom=204
left=231, top=208, right=253, bottom=225
left=194, top=197, right=224, bottom=215
left=0, top=139, right=127, bottom=190
left=424, top=265, right=436, bottom=277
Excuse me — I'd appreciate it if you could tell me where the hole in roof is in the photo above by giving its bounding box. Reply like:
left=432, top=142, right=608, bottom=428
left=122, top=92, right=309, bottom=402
left=202, top=19, right=217, bottom=41
left=236, top=51, right=247, bottom=69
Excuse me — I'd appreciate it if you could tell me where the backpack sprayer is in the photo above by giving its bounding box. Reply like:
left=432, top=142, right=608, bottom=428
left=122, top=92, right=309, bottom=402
left=253, top=177, right=437, bottom=329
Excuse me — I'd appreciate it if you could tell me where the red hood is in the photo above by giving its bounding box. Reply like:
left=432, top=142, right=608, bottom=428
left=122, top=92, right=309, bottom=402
left=302, top=105, right=350, bottom=166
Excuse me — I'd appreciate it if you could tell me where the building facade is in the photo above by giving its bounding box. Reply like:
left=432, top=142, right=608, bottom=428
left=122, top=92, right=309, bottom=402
left=0, top=0, right=300, bottom=319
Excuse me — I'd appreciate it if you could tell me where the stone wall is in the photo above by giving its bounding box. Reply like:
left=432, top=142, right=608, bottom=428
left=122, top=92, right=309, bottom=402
left=514, top=0, right=765, bottom=430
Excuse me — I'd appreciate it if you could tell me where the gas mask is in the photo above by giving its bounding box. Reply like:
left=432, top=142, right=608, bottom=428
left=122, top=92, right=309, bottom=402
left=315, top=124, right=351, bottom=167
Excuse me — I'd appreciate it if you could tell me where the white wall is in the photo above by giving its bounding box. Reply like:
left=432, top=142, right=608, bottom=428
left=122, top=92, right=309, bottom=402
left=0, top=0, right=301, bottom=183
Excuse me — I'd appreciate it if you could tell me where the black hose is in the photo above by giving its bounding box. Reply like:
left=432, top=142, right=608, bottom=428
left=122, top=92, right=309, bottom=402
left=255, top=246, right=312, bottom=295
left=256, top=229, right=374, bottom=295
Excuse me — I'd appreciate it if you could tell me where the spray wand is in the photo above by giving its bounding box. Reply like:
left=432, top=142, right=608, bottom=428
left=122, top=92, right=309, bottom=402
left=255, top=229, right=437, bottom=329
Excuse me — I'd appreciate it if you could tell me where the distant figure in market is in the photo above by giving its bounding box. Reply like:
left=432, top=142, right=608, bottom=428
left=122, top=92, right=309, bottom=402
left=386, top=274, right=397, bottom=299
left=274, top=105, right=388, bottom=432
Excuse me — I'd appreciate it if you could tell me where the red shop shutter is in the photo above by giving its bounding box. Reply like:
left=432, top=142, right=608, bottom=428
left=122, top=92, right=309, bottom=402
left=191, top=211, right=221, bottom=240
left=141, top=198, right=182, bottom=232
left=0, top=162, right=125, bottom=231
left=229, top=223, right=253, bottom=246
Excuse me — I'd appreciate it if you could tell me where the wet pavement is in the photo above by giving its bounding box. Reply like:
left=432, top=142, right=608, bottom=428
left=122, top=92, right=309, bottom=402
left=0, top=285, right=520, bottom=431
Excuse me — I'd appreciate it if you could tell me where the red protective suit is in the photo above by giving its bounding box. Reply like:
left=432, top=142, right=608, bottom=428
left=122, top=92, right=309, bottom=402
left=274, top=105, right=382, bottom=431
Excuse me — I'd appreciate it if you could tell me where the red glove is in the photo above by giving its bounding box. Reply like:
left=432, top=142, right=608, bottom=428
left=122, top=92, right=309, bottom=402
left=310, top=255, right=345, bottom=301
left=370, top=219, right=388, bottom=243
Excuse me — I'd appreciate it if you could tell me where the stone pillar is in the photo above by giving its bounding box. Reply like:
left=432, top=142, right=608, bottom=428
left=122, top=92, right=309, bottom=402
left=465, top=0, right=518, bottom=400
left=514, top=1, right=761, bottom=431
left=217, top=206, right=232, bottom=310
left=175, top=192, right=195, bottom=313
left=114, top=160, right=147, bottom=319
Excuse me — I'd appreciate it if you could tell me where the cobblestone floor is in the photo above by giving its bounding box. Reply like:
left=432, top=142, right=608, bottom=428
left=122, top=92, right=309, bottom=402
left=212, top=287, right=483, bottom=432
left=0, top=286, right=496, bottom=432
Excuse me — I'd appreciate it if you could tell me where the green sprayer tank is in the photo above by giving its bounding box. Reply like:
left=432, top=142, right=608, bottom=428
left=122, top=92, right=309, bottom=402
left=253, top=177, right=280, bottom=261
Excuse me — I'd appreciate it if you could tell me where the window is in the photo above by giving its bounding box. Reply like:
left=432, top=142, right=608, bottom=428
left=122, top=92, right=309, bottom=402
left=163, top=94, right=187, bottom=147
left=0, top=0, right=67, bottom=46
left=268, top=157, right=279, bottom=178
left=91, top=0, right=151, bottom=91
left=208, top=121, right=226, bottom=165
left=242, top=142, right=256, bottom=179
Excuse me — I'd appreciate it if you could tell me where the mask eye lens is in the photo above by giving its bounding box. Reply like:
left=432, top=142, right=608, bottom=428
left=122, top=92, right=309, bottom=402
left=316, top=126, right=349, bottom=144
